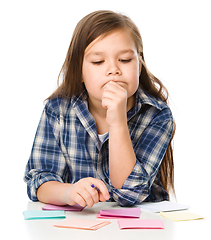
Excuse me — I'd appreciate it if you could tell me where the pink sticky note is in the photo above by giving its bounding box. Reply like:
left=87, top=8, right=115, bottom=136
left=42, top=203, right=84, bottom=212
left=99, top=208, right=141, bottom=218
left=118, top=219, right=164, bottom=229
left=54, top=218, right=111, bottom=230
left=96, top=212, right=136, bottom=219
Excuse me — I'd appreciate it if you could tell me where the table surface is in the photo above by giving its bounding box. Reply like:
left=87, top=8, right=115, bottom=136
left=6, top=201, right=210, bottom=240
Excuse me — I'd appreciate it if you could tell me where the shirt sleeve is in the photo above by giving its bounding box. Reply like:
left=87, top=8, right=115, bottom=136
left=23, top=99, right=68, bottom=201
left=110, top=107, right=174, bottom=206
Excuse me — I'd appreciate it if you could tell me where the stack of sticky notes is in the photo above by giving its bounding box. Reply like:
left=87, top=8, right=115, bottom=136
left=23, top=210, right=66, bottom=220
left=138, top=200, right=205, bottom=222
left=97, top=208, right=164, bottom=230
left=42, top=203, right=84, bottom=212
left=139, top=200, right=190, bottom=213
left=118, top=219, right=164, bottom=229
left=23, top=203, right=84, bottom=220
left=54, top=218, right=111, bottom=230
left=23, top=204, right=111, bottom=231
left=160, top=211, right=205, bottom=222
left=97, top=208, right=141, bottom=219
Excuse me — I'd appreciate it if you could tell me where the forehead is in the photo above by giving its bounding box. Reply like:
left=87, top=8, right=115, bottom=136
left=84, top=30, right=137, bottom=55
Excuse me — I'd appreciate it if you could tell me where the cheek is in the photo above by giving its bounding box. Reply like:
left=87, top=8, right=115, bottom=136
left=82, top=68, right=103, bottom=94
left=83, top=65, right=100, bottom=82
left=125, top=64, right=140, bottom=93
left=126, top=64, right=140, bottom=81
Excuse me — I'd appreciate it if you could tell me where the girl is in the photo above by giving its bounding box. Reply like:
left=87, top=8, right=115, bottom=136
left=24, top=10, right=175, bottom=207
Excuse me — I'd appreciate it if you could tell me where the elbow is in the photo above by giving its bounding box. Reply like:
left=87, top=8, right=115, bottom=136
left=112, top=182, right=151, bottom=207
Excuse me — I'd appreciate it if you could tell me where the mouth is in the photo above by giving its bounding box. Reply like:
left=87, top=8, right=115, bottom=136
left=102, top=80, right=126, bottom=88
left=115, top=81, right=125, bottom=84
left=114, top=81, right=126, bottom=86
left=109, top=80, right=126, bottom=84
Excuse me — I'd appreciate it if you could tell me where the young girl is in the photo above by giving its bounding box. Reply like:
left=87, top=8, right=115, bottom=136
left=24, top=10, right=175, bottom=207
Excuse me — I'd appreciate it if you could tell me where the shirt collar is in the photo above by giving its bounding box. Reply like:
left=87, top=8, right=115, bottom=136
left=71, top=86, right=165, bottom=117
left=70, top=87, right=166, bottom=148
left=71, top=88, right=89, bottom=107
left=135, top=87, right=164, bottom=112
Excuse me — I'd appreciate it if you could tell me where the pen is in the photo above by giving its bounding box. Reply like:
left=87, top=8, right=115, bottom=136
left=91, top=184, right=113, bottom=197
left=91, top=184, right=100, bottom=192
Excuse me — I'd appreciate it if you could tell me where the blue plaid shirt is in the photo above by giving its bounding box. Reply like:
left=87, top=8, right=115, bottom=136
left=24, top=87, right=174, bottom=206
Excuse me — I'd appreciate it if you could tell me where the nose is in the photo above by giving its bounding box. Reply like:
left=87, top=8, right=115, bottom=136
left=106, top=61, right=121, bottom=76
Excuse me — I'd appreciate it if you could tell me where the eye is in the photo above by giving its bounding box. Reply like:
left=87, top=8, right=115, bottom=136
left=119, top=59, right=132, bottom=63
left=92, top=60, right=104, bottom=65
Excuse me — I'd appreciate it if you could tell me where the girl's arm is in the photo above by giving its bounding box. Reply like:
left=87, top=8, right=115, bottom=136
left=102, top=82, right=174, bottom=206
left=23, top=103, right=68, bottom=202
left=108, top=124, right=136, bottom=188
left=102, top=81, right=136, bottom=188
left=37, top=181, right=72, bottom=205
left=37, top=178, right=110, bottom=208
left=24, top=99, right=109, bottom=207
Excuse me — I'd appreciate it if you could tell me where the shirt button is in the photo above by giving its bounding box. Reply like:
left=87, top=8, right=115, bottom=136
left=105, top=178, right=109, bottom=183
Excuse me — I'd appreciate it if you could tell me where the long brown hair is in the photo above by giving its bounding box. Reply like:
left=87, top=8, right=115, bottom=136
left=47, top=10, right=175, bottom=197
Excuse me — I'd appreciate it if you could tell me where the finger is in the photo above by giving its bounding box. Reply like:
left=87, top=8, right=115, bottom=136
left=103, top=84, right=122, bottom=95
left=102, top=92, right=126, bottom=110
left=102, top=98, right=113, bottom=110
left=73, top=181, right=95, bottom=208
left=90, top=180, right=110, bottom=201
left=84, top=180, right=101, bottom=204
left=73, top=192, right=87, bottom=207
left=85, top=185, right=100, bottom=205
left=103, top=84, right=127, bottom=100
left=90, top=187, right=108, bottom=203
left=78, top=189, right=95, bottom=208
left=82, top=183, right=100, bottom=207
left=90, top=184, right=101, bottom=203
left=104, top=80, right=124, bottom=90
left=99, top=192, right=109, bottom=202
left=102, top=89, right=116, bottom=99
left=102, top=88, right=121, bottom=108
left=102, top=91, right=113, bottom=108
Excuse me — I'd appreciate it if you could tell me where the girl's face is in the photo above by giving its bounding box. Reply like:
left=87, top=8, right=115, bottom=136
left=82, top=30, right=141, bottom=108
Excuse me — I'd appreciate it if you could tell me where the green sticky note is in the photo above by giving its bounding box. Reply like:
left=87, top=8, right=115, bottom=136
left=23, top=210, right=66, bottom=220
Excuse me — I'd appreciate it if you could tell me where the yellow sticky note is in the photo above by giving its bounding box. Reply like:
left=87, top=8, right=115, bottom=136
left=160, top=211, right=205, bottom=222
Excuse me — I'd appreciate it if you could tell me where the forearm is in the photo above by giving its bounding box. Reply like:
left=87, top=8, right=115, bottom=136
left=37, top=178, right=110, bottom=208
left=37, top=181, right=72, bottom=205
left=109, top=124, right=136, bottom=189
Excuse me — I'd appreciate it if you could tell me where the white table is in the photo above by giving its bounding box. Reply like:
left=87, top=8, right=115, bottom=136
left=9, top=201, right=210, bottom=240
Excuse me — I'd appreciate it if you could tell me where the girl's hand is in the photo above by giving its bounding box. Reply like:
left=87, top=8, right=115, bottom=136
left=102, top=81, right=127, bottom=127
left=64, top=177, right=110, bottom=208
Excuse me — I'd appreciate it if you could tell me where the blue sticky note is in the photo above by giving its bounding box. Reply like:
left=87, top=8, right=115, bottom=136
left=23, top=210, right=66, bottom=220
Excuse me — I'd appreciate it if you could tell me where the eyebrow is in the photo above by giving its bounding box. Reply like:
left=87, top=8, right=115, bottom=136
left=86, top=49, right=135, bottom=57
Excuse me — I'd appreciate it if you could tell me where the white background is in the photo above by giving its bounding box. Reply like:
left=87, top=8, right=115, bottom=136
left=1, top=0, right=210, bottom=232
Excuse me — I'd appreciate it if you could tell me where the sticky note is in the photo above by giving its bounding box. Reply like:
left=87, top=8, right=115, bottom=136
left=98, top=208, right=141, bottom=219
left=137, top=201, right=189, bottom=213
left=42, top=203, right=84, bottom=211
left=23, top=210, right=66, bottom=220
left=118, top=219, right=164, bottom=229
left=160, top=211, right=205, bottom=221
left=54, top=218, right=111, bottom=230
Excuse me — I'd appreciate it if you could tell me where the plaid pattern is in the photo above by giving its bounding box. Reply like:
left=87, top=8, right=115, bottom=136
left=24, top=87, right=174, bottom=206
